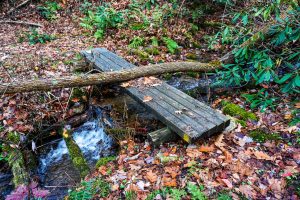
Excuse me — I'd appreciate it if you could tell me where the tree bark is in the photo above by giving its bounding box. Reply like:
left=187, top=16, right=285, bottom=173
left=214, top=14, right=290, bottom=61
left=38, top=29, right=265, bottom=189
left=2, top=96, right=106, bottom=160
left=0, top=61, right=221, bottom=94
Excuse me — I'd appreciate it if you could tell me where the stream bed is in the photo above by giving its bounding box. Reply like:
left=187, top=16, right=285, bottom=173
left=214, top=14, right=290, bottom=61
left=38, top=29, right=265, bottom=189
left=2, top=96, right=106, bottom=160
left=37, top=108, right=115, bottom=199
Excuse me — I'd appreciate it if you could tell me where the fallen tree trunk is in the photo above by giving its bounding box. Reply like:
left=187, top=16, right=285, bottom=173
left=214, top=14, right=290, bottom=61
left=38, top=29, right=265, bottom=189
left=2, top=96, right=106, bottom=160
left=0, top=61, right=221, bottom=94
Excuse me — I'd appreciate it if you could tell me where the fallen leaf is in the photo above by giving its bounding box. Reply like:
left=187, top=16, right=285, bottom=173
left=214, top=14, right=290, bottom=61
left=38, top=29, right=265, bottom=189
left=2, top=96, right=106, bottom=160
left=221, top=179, right=233, bottom=189
left=120, top=82, right=131, bottom=88
left=199, top=145, right=215, bottom=152
left=143, top=96, right=153, bottom=102
left=145, top=171, right=158, bottom=183
left=253, top=150, right=273, bottom=160
left=238, top=185, right=256, bottom=199
left=164, top=166, right=179, bottom=178
left=162, top=176, right=177, bottom=187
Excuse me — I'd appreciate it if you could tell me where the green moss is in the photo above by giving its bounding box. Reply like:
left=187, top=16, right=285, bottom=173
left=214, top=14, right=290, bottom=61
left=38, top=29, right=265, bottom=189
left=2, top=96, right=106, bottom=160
left=145, top=47, right=160, bottom=55
left=62, top=128, right=90, bottom=178
left=4, top=132, right=29, bottom=186
left=186, top=53, right=198, bottom=60
left=249, top=129, right=281, bottom=143
left=132, top=49, right=149, bottom=61
left=222, top=102, right=258, bottom=121
left=95, top=156, right=116, bottom=168
left=187, top=71, right=200, bottom=78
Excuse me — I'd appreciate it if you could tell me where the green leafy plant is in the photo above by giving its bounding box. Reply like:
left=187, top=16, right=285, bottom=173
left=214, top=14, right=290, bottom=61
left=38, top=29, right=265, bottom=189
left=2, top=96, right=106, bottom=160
left=210, top=1, right=299, bottom=98
left=242, top=89, right=278, bottom=112
left=37, top=1, right=61, bottom=20
left=125, top=190, right=137, bottom=200
left=187, top=182, right=207, bottom=200
left=68, top=178, right=110, bottom=199
left=26, top=29, right=55, bottom=45
left=169, top=188, right=187, bottom=200
left=128, top=36, right=145, bottom=49
left=80, top=0, right=93, bottom=14
left=80, top=3, right=124, bottom=40
left=218, top=192, right=232, bottom=200
left=163, top=37, right=179, bottom=54
left=95, top=156, right=116, bottom=168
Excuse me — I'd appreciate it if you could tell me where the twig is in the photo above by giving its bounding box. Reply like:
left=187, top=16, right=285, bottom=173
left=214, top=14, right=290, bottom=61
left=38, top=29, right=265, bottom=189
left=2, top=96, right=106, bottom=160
left=0, top=20, right=42, bottom=27
left=6, top=0, right=31, bottom=15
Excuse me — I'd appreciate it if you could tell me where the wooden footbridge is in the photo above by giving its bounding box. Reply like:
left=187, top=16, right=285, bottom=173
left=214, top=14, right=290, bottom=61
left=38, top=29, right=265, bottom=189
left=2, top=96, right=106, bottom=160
left=81, top=48, right=230, bottom=143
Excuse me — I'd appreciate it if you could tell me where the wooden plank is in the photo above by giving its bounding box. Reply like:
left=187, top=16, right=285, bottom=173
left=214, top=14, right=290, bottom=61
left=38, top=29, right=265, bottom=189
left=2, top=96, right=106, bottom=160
left=148, top=127, right=179, bottom=147
left=127, top=87, right=200, bottom=142
left=81, top=48, right=230, bottom=142
left=154, top=83, right=227, bottom=125
left=146, top=86, right=217, bottom=129
left=95, top=48, right=135, bottom=70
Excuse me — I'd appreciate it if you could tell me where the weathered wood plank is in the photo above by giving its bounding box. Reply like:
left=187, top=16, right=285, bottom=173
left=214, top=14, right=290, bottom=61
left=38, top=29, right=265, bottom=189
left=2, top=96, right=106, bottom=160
left=127, top=87, right=200, bottom=142
left=148, top=127, right=179, bottom=147
left=81, top=48, right=230, bottom=142
left=154, top=83, right=227, bottom=124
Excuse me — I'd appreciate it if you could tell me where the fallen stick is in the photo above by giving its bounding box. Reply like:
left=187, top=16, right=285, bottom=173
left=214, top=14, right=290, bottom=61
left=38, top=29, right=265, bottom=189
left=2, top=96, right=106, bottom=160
left=0, top=61, right=221, bottom=94
left=6, top=0, right=31, bottom=15
left=0, top=20, right=42, bottom=27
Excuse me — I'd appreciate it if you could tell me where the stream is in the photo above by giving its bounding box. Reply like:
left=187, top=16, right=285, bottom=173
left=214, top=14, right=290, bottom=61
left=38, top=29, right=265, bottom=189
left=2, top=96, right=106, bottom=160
left=37, top=107, right=115, bottom=199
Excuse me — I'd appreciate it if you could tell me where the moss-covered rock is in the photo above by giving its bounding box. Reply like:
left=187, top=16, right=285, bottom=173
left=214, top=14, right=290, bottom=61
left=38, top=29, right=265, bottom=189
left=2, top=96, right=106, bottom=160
left=62, top=127, right=90, bottom=178
left=4, top=132, right=29, bottom=186
left=249, top=129, right=281, bottom=143
left=222, top=101, right=258, bottom=122
left=95, top=156, right=116, bottom=168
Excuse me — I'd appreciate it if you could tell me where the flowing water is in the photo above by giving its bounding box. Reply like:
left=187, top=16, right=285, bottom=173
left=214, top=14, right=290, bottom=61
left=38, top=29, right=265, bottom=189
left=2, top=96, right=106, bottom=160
left=38, top=108, right=115, bottom=199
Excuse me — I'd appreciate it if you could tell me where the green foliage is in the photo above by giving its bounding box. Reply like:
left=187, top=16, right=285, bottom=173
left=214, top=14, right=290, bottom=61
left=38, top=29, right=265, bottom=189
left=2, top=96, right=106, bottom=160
left=146, top=188, right=186, bottom=200
left=218, top=192, right=232, bottom=200
left=242, top=89, right=278, bottom=112
left=95, top=156, right=116, bottom=168
left=249, top=129, right=281, bottom=143
left=163, top=37, right=179, bottom=54
left=128, top=36, right=145, bottom=49
left=26, top=29, right=55, bottom=45
left=80, top=0, right=92, bottom=14
left=37, top=1, right=61, bottom=20
left=68, top=178, right=110, bottom=199
left=169, top=188, right=187, bottom=200
left=210, top=2, right=299, bottom=98
left=222, top=101, right=258, bottom=121
left=80, top=3, right=124, bottom=40
left=125, top=190, right=137, bottom=200
left=187, top=182, right=207, bottom=200
left=0, top=143, right=8, bottom=162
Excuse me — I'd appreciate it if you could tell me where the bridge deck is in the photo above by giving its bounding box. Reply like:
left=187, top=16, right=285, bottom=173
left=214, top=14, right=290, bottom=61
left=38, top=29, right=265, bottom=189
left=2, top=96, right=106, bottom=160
left=81, top=48, right=229, bottom=143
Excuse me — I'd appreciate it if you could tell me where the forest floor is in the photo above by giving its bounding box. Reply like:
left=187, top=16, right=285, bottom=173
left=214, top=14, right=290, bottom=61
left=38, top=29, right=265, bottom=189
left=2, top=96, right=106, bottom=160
left=0, top=0, right=299, bottom=199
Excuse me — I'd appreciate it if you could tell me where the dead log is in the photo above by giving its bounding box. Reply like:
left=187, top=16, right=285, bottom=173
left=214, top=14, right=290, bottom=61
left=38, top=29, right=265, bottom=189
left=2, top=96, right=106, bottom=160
left=0, top=61, right=221, bottom=94
left=147, top=127, right=180, bottom=147
left=0, top=20, right=42, bottom=27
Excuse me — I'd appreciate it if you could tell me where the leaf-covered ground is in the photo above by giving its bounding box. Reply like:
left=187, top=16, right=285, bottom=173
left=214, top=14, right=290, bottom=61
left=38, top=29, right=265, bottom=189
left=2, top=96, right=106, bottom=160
left=0, top=0, right=299, bottom=199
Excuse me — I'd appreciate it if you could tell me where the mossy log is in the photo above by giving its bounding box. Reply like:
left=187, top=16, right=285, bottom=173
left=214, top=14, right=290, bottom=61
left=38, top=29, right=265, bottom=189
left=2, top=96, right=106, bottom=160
left=62, top=126, right=90, bottom=178
left=4, top=132, right=29, bottom=186
left=0, top=62, right=222, bottom=94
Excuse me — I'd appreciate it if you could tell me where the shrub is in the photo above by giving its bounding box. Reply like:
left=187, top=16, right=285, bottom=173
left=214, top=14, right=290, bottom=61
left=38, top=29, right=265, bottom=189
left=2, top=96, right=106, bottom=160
left=26, top=29, right=55, bottom=45
left=209, top=1, right=299, bottom=98
left=37, top=1, right=61, bottom=20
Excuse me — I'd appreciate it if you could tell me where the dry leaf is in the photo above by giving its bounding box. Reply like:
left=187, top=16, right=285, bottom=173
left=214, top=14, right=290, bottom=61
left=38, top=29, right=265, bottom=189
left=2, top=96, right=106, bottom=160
left=253, top=150, right=273, bottom=160
left=199, top=145, right=214, bottom=152
left=186, top=147, right=202, bottom=158
left=143, top=96, right=153, bottom=102
left=162, top=176, right=177, bottom=187
left=121, top=82, right=131, bottom=88
left=175, top=110, right=182, bottom=114
left=238, top=185, right=256, bottom=199
left=221, top=179, right=233, bottom=189
left=145, top=171, right=158, bottom=183
left=164, top=166, right=179, bottom=178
